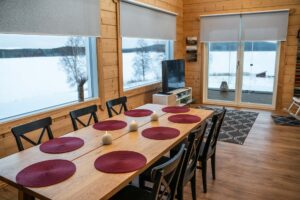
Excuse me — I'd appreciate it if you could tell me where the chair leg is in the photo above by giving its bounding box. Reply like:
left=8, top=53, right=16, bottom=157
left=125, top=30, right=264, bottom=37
left=211, top=154, right=216, bottom=180
left=138, top=176, right=144, bottom=189
left=191, top=173, right=197, bottom=200
left=201, top=160, right=207, bottom=193
left=177, top=185, right=184, bottom=200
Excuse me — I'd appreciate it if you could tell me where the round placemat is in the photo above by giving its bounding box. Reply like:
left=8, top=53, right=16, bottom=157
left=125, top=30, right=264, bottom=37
left=94, top=151, right=147, bottom=173
left=40, top=137, right=84, bottom=154
left=93, top=120, right=127, bottom=131
left=162, top=106, right=190, bottom=113
left=168, top=114, right=201, bottom=124
left=16, top=159, right=76, bottom=187
left=124, top=109, right=153, bottom=117
left=142, top=127, right=180, bottom=140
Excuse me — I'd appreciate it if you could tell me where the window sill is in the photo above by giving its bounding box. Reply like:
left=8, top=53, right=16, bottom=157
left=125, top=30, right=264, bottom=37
left=0, top=98, right=101, bottom=135
left=123, top=82, right=162, bottom=98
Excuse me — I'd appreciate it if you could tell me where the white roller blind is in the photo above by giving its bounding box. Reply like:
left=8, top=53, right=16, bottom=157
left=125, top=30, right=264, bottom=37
left=241, top=11, right=289, bottom=41
left=0, top=0, right=101, bottom=36
left=120, top=0, right=176, bottom=40
left=200, top=14, right=241, bottom=42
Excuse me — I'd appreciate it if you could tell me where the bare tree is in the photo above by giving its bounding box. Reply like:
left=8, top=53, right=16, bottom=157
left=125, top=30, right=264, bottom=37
left=60, top=37, right=87, bottom=102
left=132, top=39, right=151, bottom=81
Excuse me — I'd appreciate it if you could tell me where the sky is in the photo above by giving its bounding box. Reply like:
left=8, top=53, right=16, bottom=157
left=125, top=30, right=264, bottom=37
left=0, top=34, right=69, bottom=49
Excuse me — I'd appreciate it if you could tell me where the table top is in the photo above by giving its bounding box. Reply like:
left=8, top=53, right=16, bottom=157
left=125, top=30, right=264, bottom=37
left=0, top=104, right=213, bottom=200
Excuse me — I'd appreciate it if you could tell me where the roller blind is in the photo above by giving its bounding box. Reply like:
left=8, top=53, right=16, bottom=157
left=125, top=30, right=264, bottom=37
left=200, top=14, right=241, bottom=42
left=0, top=0, right=101, bottom=36
left=241, top=11, right=289, bottom=41
left=200, top=10, right=289, bottom=42
left=120, top=0, right=176, bottom=40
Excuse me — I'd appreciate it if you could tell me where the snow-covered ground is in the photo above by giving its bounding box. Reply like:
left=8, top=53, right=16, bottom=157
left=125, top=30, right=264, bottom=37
left=0, top=57, right=90, bottom=120
left=208, top=51, right=276, bottom=92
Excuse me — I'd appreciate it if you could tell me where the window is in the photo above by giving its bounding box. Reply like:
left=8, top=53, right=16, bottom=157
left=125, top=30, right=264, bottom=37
left=122, top=37, right=173, bottom=90
left=0, top=34, right=98, bottom=120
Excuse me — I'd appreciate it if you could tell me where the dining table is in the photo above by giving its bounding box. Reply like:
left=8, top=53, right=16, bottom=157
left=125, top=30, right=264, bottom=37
left=0, top=104, right=213, bottom=200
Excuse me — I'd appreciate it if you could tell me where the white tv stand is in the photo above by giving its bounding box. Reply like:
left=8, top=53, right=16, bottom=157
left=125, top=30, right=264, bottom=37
left=153, top=87, right=193, bottom=106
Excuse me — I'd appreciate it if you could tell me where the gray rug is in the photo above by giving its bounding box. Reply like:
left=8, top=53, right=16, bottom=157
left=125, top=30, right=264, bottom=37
left=271, top=115, right=300, bottom=126
left=199, top=106, right=259, bottom=145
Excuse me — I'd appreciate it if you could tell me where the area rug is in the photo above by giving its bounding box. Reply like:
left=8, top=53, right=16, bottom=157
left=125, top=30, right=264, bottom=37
left=199, top=106, right=259, bottom=145
left=271, top=115, right=300, bottom=126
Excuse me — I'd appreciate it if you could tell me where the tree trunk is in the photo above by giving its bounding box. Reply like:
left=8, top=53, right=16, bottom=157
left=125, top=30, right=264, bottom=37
left=77, top=84, right=84, bottom=102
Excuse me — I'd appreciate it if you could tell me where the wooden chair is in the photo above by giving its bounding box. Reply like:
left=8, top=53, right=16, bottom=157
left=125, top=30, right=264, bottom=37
left=110, top=144, right=187, bottom=200
left=140, top=123, right=207, bottom=200
left=69, top=105, right=99, bottom=131
left=11, top=117, right=54, bottom=151
left=106, top=96, right=128, bottom=118
left=198, top=108, right=226, bottom=193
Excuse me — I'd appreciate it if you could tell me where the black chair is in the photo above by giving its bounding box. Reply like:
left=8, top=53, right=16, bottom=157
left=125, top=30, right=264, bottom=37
left=69, top=105, right=99, bottom=131
left=11, top=117, right=54, bottom=151
left=110, top=144, right=186, bottom=200
left=198, top=108, right=226, bottom=193
left=140, top=123, right=208, bottom=200
left=106, top=96, right=128, bottom=118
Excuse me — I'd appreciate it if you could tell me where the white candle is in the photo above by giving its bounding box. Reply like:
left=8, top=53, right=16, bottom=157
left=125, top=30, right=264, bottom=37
left=151, top=111, right=159, bottom=121
left=102, top=131, right=112, bottom=145
left=129, top=120, right=138, bottom=132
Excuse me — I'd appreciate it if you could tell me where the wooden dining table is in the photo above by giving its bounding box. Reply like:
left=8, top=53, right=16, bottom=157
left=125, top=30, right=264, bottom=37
left=0, top=104, right=213, bottom=200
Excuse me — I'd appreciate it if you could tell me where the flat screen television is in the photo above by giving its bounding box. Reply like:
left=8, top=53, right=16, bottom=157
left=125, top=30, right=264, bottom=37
left=162, top=59, right=185, bottom=94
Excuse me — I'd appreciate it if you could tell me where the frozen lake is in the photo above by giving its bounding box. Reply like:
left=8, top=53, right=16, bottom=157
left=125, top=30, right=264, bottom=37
left=0, top=57, right=89, bottom=120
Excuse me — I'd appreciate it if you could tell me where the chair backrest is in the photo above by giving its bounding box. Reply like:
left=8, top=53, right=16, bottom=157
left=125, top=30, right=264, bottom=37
left=180, top=122, right=208, bottom=186
left=151, top=144, right=186, bottom=200
left=69, top=105, right=99, bottom=131
left=202, top=108, right=227, bottom=159
left=11, top=117, right=54, bottom=151
left=106, top=96, right=128, bottom=118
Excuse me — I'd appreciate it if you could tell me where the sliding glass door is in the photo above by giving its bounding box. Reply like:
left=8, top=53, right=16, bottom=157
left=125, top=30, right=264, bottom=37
left=204, top=41, right=279, bottom=108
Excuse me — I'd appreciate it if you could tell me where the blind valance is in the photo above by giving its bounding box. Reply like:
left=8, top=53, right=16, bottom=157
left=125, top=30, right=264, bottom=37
left=200, top=10, right=289, bottom=42
left=120, top=0, right=176, bottom=40
left=0, top=0, right=101, bottom=37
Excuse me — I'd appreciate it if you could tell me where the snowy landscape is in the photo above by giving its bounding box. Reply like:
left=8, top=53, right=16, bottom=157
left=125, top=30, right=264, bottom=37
left=0, top=36, right=277, bottom=120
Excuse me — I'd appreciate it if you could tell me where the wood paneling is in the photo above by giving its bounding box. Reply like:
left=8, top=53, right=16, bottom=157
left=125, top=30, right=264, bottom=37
left=183, top=0, right=300, bottom=110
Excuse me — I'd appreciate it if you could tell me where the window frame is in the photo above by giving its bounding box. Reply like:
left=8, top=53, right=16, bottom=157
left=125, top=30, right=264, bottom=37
left=121, top=37, right=174, bottom=92
left=0, top=35, right=100, bottom=122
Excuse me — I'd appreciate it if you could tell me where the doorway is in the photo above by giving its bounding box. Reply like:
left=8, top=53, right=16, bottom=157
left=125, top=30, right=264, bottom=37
left=203, top=41, right=280, bottom=109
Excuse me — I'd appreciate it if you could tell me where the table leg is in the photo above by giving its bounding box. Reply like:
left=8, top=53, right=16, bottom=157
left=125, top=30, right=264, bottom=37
left=18, top=190, right=34, bottom=200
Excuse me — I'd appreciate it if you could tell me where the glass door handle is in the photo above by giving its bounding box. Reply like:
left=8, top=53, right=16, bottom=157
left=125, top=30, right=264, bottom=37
left=236, top=61, right=240, bottom=69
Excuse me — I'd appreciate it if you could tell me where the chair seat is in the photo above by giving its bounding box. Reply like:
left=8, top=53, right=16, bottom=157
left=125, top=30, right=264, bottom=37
left=110, top=185, right=153, bottom=200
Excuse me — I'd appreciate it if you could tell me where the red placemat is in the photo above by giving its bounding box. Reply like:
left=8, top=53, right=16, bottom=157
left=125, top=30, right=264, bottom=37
left=94, top=151, right=147, bottom=173
left=124, top=109, right=153, bottom=117
left=40, top=137, right=84, bottom=154
left=168, top=114, right=201, bottom=124
left=16, top=159, right=76, bottom=187
left=162, top=106, right=190, bottom=113
left=142, top=127, right=180, bottom=140
left=93, top=120, right=127, bottom=131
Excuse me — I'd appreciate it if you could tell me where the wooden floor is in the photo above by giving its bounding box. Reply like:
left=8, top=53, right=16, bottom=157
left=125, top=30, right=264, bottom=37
left=1, top=109, right=299, bottom=200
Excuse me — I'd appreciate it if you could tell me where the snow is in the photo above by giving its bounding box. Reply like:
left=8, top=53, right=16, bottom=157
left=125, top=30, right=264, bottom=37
left=0, top=57, right=90, bottom=120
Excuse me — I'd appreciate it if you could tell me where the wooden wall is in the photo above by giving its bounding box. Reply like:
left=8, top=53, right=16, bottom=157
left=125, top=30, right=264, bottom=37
left=0, top=0, right=184, bottom=158
left=183, top=0, right=300, bottom=110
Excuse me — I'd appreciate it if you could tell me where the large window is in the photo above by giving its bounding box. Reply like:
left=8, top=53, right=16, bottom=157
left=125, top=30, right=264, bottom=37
left=122, top=37, right=173, bottom=90
left=0, top=34, right=98, bottom=120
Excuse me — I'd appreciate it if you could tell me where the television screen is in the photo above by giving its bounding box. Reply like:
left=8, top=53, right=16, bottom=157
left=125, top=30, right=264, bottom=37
left=162, top=59, right=185, bottom=93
